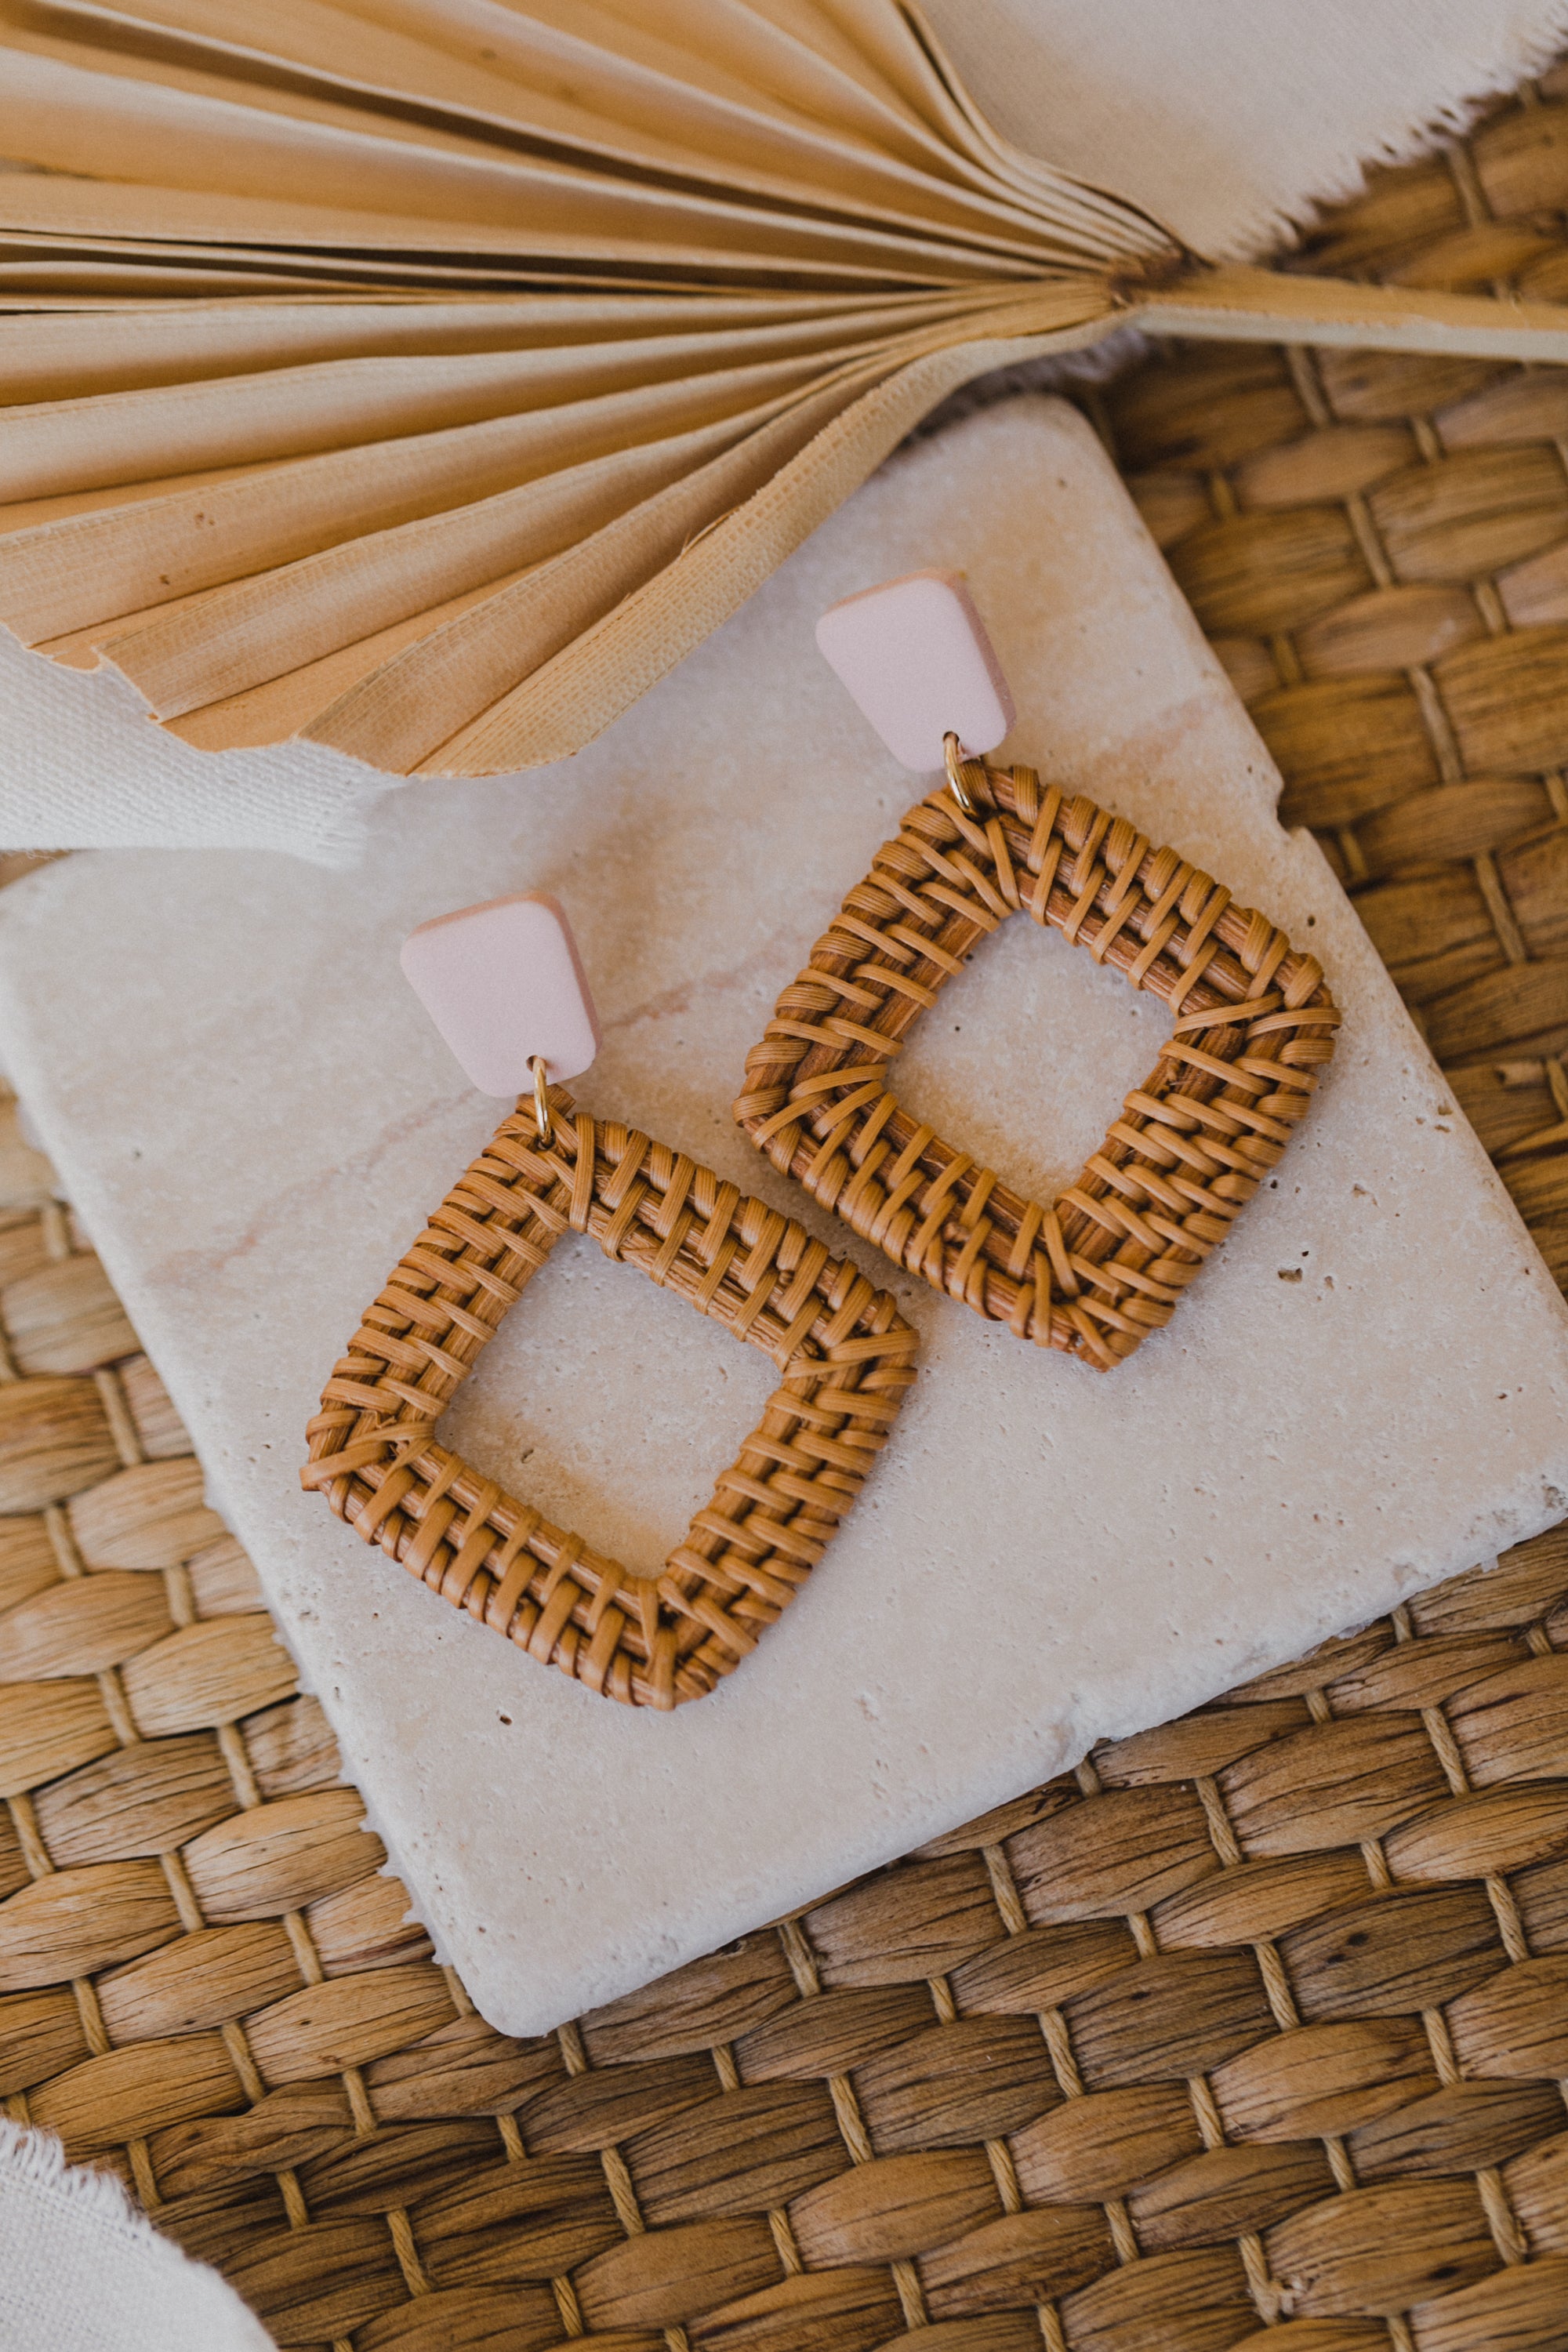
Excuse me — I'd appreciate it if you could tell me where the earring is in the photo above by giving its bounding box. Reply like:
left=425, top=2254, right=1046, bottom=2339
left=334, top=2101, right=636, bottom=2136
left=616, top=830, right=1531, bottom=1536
left=302, top=894, right=917, bottom=1709
left=734, top=571, right=1341, bottom=1371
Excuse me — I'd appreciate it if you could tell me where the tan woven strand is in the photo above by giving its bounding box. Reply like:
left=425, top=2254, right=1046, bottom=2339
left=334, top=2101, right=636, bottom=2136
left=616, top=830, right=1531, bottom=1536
left=735, top=768, right=1340, bottom=1367
left=300, top=1098, right=916, bottom=1708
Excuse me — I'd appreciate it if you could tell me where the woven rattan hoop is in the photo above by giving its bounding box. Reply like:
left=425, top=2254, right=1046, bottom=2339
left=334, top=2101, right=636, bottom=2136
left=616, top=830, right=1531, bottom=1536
left=735, top=762, right=1340, bottom=1370
left=300, top=1091, right=916, bottom=1709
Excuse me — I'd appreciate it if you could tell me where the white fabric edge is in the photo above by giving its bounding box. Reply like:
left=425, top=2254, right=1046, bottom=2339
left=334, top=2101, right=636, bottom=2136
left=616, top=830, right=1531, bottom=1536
left=0, top=2119, right=276, bottom=2351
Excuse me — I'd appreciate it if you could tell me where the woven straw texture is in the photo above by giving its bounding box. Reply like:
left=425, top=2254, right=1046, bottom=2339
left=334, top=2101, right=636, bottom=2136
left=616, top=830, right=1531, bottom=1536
left=734, top=761, right=1337, bottom=1368
left=5, top=78, right=1568, bottom=2352
left=302, top=1095, right=916, bottom=1709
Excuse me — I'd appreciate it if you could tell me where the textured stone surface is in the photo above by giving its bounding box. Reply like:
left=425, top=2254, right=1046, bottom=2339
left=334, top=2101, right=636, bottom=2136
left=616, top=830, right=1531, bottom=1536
left=0, top=397, right=1565, bottom=2038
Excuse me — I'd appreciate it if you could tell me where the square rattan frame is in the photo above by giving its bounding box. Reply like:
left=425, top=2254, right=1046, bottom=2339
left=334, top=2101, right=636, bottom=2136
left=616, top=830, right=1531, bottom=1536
left=735, top=760, right=1340, bottom=1370
left=301, top=1094, right=916, bottom=1709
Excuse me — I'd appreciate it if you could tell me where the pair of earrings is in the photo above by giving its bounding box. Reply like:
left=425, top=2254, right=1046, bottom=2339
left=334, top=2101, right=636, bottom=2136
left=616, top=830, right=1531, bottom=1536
left=303, top=573, right=1339, bottom=1711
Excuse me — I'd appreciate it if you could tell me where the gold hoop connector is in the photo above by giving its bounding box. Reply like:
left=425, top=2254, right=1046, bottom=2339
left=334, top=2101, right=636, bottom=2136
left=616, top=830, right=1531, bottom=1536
left=530, top=1054, right=553, bottom=1149
left=943, top=731, right=980, bottom=818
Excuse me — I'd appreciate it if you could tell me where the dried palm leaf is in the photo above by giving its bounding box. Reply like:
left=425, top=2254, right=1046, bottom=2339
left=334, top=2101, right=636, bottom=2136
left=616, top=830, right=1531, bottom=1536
left=3, top=0, right=1567, bottom=775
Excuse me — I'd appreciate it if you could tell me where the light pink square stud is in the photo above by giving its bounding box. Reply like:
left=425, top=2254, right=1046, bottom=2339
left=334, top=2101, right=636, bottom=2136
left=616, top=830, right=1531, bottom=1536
left=400, top=892, right=601, bottom=1098
left=815, top=569, right=1016, bottom=772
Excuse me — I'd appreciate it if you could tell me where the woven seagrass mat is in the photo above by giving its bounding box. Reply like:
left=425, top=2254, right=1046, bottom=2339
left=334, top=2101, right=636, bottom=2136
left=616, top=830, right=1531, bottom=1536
left=6, top=81, right=1568, bottom=2352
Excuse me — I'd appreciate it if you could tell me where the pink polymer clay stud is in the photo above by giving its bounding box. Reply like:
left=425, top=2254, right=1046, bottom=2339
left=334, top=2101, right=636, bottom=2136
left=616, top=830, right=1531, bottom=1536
left=814, top=568, right=1016, bottom=771
left=400, top=891, right=601, bottom=1097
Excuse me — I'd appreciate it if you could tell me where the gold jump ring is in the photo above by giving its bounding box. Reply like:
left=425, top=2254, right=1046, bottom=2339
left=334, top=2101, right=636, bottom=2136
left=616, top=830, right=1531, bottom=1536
left=531, top=1054, right=553, bottom=1149
left=943, top=731, right=980, bottom=818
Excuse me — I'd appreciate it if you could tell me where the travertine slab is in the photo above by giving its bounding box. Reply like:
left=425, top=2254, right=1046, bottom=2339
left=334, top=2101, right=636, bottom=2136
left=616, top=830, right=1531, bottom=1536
left=0, top=399, right=1565, bottom=2037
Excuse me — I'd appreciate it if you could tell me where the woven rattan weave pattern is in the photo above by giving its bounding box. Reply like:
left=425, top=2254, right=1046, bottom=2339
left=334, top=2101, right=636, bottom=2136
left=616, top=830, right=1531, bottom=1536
left=2, top=1116, right=1567, bottom=2349
left=5, top=75, right=1568, bottom=2352
left=301, top=1094, right=915, bottom=1709
left=734, top=762, right=1338, bottom=1368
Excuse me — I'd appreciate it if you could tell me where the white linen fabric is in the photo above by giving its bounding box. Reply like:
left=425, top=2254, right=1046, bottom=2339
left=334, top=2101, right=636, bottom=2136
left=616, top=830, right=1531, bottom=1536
left=0, top=630, right=395, bottom=866
left=2, top=0, right=1566, bottom=864
left=0, top=2122, right=274, bottom=2352
left=933, top=0, right=1568, bottom=261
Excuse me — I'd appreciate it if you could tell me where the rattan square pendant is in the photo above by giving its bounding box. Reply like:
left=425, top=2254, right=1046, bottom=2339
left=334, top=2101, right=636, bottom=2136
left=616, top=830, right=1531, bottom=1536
left=734, top=755, right=1340, bottom=1370
left=303, top=1094, right=916, bottom=1708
